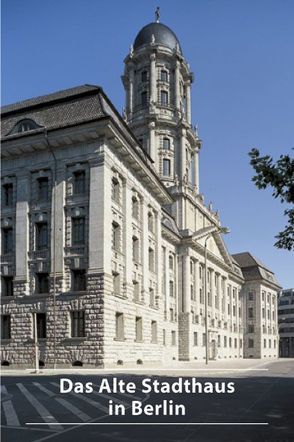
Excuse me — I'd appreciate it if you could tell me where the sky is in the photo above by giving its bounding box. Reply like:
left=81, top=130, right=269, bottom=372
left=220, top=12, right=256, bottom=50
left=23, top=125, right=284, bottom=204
left=2, top=0, right=293, bottom=288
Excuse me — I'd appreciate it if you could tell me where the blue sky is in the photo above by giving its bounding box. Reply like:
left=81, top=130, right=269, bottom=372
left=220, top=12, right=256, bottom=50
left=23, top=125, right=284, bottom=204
left=2, top=0, right=293, bottom=288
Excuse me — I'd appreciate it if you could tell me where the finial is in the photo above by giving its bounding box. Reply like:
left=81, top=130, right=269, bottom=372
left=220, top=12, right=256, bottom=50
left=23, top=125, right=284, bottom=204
left=155, top=6, right=160, bottom=23
left=194, top=124, right=199, bottom=137
left=151, top=33, right=155, bottom=44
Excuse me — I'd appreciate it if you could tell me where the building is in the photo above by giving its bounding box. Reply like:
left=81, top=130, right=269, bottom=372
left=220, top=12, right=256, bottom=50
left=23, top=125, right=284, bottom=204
left=1, top=15, right=280, bottom=368
left=278, top=289, right=294, bottom=357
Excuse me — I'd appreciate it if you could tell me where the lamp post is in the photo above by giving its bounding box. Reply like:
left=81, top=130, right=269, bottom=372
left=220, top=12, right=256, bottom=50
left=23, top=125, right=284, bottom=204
left=204, top=226, right=230, bottom=365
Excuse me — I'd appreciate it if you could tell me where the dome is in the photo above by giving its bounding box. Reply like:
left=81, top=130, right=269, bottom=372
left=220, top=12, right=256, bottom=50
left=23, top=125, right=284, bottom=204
left=133, top=22, right=182, bottom=53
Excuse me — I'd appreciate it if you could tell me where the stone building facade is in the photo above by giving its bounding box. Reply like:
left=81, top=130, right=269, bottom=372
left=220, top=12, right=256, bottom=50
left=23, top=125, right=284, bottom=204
left=278, top=288, right=294, bottom=357
left=1, top=19, right=280, bottom=368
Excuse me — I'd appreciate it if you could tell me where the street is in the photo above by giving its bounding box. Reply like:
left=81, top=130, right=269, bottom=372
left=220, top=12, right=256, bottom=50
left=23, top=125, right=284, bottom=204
left=1, top=359, right=294, bottom=442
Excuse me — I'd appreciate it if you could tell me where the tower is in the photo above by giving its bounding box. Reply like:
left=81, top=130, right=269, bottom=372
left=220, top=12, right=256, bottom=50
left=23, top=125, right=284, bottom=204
left=122, top=11, right=201, bottom=194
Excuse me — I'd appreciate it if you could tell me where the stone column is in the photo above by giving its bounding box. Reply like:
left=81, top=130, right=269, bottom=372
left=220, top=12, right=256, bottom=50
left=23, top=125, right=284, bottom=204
left=180, top=128, right=186, bottom=181
left=141, top=201, right=149, bottom=302
left=129, top=68, right=134, bottom=117
left=150, top=53, right=157, bottom=104
left=182, top=252, right=191, bottom=313
left=194, top=150, right=199, bottom=192
left=174, top=61, right=180, bottom=109
left=186, top=81, right=192, bottom=125
left=123, top=183, right=133, bottom=293
left=155, top=210, right=162, bottom=306
left=15, top=172, right=29, bottom=294
left=179, top=250, right=191, bottom=360
left=149, top=121, right=156, bottom=164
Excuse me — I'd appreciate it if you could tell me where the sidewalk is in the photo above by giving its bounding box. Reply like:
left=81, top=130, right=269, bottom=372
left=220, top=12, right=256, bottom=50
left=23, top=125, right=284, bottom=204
left=2, top=358, right=284, bottom=377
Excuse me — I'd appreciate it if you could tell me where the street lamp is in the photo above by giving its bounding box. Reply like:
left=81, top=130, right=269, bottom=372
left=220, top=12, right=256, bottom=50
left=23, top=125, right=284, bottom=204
left=204, top=226, right=230, bottom=365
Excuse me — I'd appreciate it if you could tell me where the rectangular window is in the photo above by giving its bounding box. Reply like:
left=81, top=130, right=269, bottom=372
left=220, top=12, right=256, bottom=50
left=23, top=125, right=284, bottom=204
left=217, top=334, right=221, bottom=347
left=224, top=336, right=227, bottom=347
left=264, top=339, right=266, bottom=348
left=160, top=70, right=168, bottom=82
left=112, top=178, right=120, bottom=203
left=36, top=313, right=46, bottom=339
left=37, top=177, right=49, bottom=201
left=151, top=320, right=157, bottom=343
left=248, top=338, right=254, bottom=348
left=248, top=291, right=254, bottom=301
left=2, top=227, right=13, bottom=254
left=163, top=329, right=166, bottom=346
left=149, top=287, right=155, bottom=307
left=133, top=280, right=139, bottom=301
left=162, top=159, right=171, bottom=176
left=1, top=315, right=11, bottom=339
left=2, top=183, right=13, bottom=207
left=148, top=248, right=155, bottom=272
left=141, top=91, right=148, bottom=107
left=2, top=276, right=13, bottom=297
left=160, top=90, right=168, bottom=106
left=72, top=269, right=86, bottom=291
left=169, top=280, right=174, bottom=297
left=115, top=312, right=124, bottom=340
left=36, top=222, right=48, bottom=250
left=72, top=217, right=85, bottom=245
left=248, top=324, right=254, bottom=333
left=71, top=311, right=85, bottom=337
left=36, top=273, right=49, bottom=294
left=202, top=333, right=206, bottom=346
left=132, top=197, right=139, bottom=219
left=248, top=307, right=254, bottom=319
left=112, top=222, right=120, bottom=251
left=162, top=138, right=170, bottom=150
left=132, top=236, right=140, bottom=262
left=194, top=332, right=198, bottom=346
left=171, top=330, right=176, bottom=346
left=73, top=170, right=86, bottom=195
left=135, top=316, right=143, bottom=342
left=113, top=272, right=120, bottom=295
left=169, top=308, right=174, bottom=322
left=141, top=70, right=148, bottom=83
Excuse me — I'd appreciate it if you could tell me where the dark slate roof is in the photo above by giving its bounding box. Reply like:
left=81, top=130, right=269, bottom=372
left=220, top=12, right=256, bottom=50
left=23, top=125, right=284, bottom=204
left=134, top=22, right=182, bottom=53
left=232, top=252, right=280, bottom=287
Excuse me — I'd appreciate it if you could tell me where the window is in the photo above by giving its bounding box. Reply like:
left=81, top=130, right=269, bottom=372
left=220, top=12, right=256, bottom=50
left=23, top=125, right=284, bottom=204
left=141, top=70, right=148, bottom=82
left=36, top=222, right=48, bottom=250
left=262, top=308, right=265, bottom=319
left=2, top=276, right=13, bottom=297
left=262, top=291, right=265, bottom=301
left=73, top=170, right=86, bottom=195
left=36, top=313, right=46, bottom=339
left=132, top=236, right=139, bottom=262
left=248, top=324, right=254, bottom=333
left=229, top=337, right=232, bottom=348
left=160, top=90, right=168, bottom=106
left=2, top=227, right=13, bottom=254
left=1, top=315, right=11, bottom=339
left=15, top=119, right=38, bottom=133
left=71, top=311, right=85, bottom=337
left=148, top=248, right=155, bottom=272
left=264, top=339, right=266, bottom=348
left=149, top=287, right=155, bottom=307
left=112, top=222, right=120, bottom=251
left=162, top=159, right=171, bottom=176
left=36, top=273, right=49, bottom=294
left=72, top=269, right=86, bottom=291
left=160, top=70, right=168, bottom=82
left=148, top=211, right=154, bottom=233
left=135, top=317, right=143, bottom=342
left=132, top=196, right=139, bottom=219
left=217, top=335, right=221, bottom=347
left=169, top=281, right=174, bottom=297
left=141, top=91, right=148, bottom=107
left=37, top=177, right=49, bottom=201
left=194, top=332, right=198, bottom=346
left=170, top=308, right=174, bottom=322
left=2, top=183, right=13, bottom=207
left=133, top=280, right=139, bottom=301
left=72, top=217, right=85, bottom=245
left=163, top=329, right=166, bottom=345
left=112, top=178, right=120, bottom=203
left=162, top=138, right=170, bottom=150
left=202, top=333, right=206, bottom=346
left=171, top=330, right=176, bottom=346
left=200, top=288, right=204, bottom=304
left=168, top=255, right=174, bottom=270
left=113, top=272, right=120, bottom=294
left=248, top=307, right=254, bottom=319
left=248, top=338, right=254, bottom=348
left=151, top=320, right=157, bottom=343
left=115, top=312, right=124, bottom=340
left=248, top=291, right=254, bottom=301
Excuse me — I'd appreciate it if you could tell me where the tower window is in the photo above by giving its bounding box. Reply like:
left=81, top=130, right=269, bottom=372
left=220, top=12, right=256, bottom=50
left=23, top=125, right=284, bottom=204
left=160, top=70, right=168, bottom=82
left=162, top=138, right=170, bottom=150
left=162, top=159, right=171, bottom=177
left=112, top=177, right=120, bottom=203
left=132, top=196, right=139, bottom=219
left=141, top=71, right=148, bottom=83
left=36, top=313, right=47, bottom=339
left=141, top=91, right=148, bottom=107
left=35, top=222, right=48, bottom=250
left=37, top=177, right=49, bottom=201
left=72, top=269, right=87, bottom=291
left=2, top=227, right=13, bottom=254
left=2, top=276, right=13, bottom=297
left=71, top=310, right=85, bottom=337
left=160, top=90, right=168, bottom=106
left=72, top=217, right=85, bottom=245
left=112, top=222, right=120, bottom=251
left=36, top=273, right=49, bottom=294
left=73, top=170, right=86, bottom=195
left=1, top=315, right=11, bottom=339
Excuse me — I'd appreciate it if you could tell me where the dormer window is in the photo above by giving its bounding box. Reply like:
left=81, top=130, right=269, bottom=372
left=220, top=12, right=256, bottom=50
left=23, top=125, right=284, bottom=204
left=13, top=119, right=40, bottom=134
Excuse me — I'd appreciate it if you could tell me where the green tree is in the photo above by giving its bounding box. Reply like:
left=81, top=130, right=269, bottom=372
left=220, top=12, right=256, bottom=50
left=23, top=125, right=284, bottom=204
left=249, top=148, right=294, bottom=251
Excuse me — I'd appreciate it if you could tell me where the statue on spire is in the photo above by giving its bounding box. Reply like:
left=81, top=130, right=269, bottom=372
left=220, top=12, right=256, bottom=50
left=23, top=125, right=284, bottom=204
left=155, top=6, right=160, bottom=23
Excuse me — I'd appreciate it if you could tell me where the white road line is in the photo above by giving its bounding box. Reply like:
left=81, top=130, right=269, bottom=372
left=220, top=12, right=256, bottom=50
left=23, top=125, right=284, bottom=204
left=50, top=382, right=108, bottom=413
left=16, top=383, right=63, bottom=431
left=1, top=386, right=20, bottom=427
left=33, top=383, right=90, bottom=422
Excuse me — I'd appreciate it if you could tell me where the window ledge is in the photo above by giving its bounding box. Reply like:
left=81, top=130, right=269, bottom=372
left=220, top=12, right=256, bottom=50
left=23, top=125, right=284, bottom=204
left=114, top=337, right=126, bottom=342
left=63, top=337, right=86, bottom=343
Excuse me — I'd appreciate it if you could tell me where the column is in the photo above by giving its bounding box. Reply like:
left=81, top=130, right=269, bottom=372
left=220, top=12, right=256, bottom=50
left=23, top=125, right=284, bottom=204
left=51, top=164, right=65, bottom=278
left=149, top=121, right=156, bottom=163
left=150, top=53, right=157, bottom=104
left=123, top=183, right=133, bottom=290
left=15, top=173, right=29, bottom=290
left=129, top=67, right=134, bottom=117
left=174, top=61, right=180, bottom=109
left=194, top=150, right=199, bottom=192
left=141, top=201, right=149, bottom=302
left=182, top=252, right=191, bottom=313
left=180, top=128, right=186, bottom=181
left=186, top=81, right=191, bottom=125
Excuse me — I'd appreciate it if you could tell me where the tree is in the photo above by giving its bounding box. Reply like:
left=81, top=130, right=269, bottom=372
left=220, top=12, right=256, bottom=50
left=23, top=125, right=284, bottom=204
left=248, top=148, right=294, bottom=251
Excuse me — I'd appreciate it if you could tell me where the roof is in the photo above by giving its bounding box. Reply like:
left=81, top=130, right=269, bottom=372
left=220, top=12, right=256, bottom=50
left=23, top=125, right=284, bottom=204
left=133, top=22, right=182, bottom=53
left=232, top=252, right=280, bottom=287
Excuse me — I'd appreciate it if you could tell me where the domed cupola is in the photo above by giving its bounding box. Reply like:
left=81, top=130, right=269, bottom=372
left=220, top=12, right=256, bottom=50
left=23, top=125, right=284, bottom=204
left=133, top=22, right=182, bottom=54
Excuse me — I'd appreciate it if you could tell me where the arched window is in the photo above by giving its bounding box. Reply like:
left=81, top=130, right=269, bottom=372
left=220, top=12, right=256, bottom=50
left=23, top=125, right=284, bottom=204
left=162, top=138, right=170, bottom=150
left=10, top=118, right=42, bottom=135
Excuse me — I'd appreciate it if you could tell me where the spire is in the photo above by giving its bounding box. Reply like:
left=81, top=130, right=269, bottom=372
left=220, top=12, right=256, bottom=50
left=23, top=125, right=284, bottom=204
left=155, top=6, right=160, bottom=23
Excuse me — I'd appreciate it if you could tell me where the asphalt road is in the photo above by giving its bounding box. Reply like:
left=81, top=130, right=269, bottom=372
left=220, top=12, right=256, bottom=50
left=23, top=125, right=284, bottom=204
left=1, top=360, right=294, bottom=442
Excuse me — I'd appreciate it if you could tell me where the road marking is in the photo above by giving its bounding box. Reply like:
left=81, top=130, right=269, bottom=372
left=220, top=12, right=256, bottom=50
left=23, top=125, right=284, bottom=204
left=16, top=383, right=63, bottom=431
left=1, top=386, right=20, bottom=427
left=50, top=382, right=108, bottom=413
left=33, top=383, right=90, bottom=422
